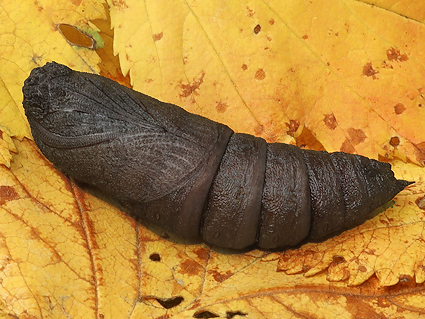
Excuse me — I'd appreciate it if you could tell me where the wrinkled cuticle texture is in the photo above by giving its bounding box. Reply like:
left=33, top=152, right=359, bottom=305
left=22, top=62, right=412, bottom=251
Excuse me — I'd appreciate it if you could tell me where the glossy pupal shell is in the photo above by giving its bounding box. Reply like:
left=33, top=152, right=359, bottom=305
left=22, top=62, right=412, bottom=250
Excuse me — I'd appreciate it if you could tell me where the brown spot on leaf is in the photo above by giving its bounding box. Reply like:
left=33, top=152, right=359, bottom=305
left=180, top=259, right=203, bottom=276
left=215, top=100, right=228, bottom=113
left=254, top=125, right=264, bottom=136
left=295, top=127, right=326, bottom=151
left=340, top=139, right=356, bottom=154
left=211, top=270, right=233, bottom=283
left=358, top=265, right=367, bottom=273
left=363, top=62, right=379, bottom=79
left=394, top=103, right=406, bottom=114
left=344, top=22, right=350, bottom=32
left=194, top=247, right=209, bottom=260
left=381, top=60, right=393, bottom=69
left=340, top=128, right=367, bottom=153
left=323, top=113, right=337, bottom=130
left=0, top=186, right=19, bottom=205
left=255, top=68, right=266, bottom=80
left=269, top=19, right=275, bottom=25
left=389, top=136, right=400, bottom=147
left=302, top=34, right=308, bottom=40
left=285, top=120, right=300, bottom=137
left=152, top=32, right=163, bottom=42
left=111, top=0, right=128, bottom=9
left=253, top=24, right=261, bottom=34
left=332, top=255, right=346, bottom=264
left=241, top=64, right=248, bottom=70
left=347, top=128, right=367, bottom=146
left=246, top=6, right=255, bottom=18
left=387, top=47, right=408, bottom=62
left=416, top=196, right=425, bottom=210
left=179, top=72, right=205, bottom=98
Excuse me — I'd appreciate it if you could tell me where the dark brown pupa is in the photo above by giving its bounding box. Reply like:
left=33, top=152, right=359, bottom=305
left=22, top=62, right=412, bottom=250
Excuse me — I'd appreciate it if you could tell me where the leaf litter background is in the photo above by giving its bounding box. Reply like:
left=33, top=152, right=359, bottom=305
left=0, top=0, right=425, bottom=318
